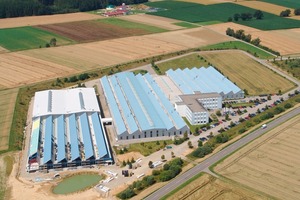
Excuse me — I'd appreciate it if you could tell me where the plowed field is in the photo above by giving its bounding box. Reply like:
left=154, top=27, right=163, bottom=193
left=215, top=114, right=300, bottom=200
left=36, top=19, right=162, bottom=42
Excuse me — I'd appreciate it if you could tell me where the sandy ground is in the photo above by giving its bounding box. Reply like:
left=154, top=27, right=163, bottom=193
left=216, top=114, right=300, bottom=200
left=0, top=13, right=103, bottom=29
left=120, top=14, right=183, bottom=30
left=206, top=22, right=300, bottom=55
left=0, top=46, right=9, bottom=54
left=234, top=1, right=291, bottom=15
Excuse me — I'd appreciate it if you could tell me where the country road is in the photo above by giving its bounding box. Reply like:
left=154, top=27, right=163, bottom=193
left=145, top=107, right=300, bottom=200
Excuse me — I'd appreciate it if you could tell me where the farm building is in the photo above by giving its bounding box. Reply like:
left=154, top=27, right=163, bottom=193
left=175, top=93, right=222, bottom=125
left=166, top=66, right=244, bottom=99
left=100, top=72, right=189, bottom=141
left=27, top=88, right=113, bottom=172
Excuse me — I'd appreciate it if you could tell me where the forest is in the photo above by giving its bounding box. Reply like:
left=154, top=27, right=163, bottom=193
left=0, top=0, right=147, bottom=18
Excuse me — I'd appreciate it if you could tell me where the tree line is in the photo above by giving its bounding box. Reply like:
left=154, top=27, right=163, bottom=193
left=280, top=8, right=300, bottom=17
left=228, top=10, right=264, bottom=22
left=0, top=0, right=148, bottom=18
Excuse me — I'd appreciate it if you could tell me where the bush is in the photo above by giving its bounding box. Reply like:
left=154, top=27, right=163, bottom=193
left=274, top=106, right=285, bottom=114
left=117, top=188, right=136, bottom=199
left=215, top=133, right=229, bottom=143
left=163, top=163, right=170, bottom=171
left=284, top=103, right=293, bottom=109
left=239, top=127, right=246, bottom=134
left=192, top=144, right=213, bottom=158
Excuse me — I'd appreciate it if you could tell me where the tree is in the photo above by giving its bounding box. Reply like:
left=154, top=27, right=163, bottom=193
left=131, top=157, right=135, bottom=163
left=50, top=37, right=57, bottom=46
left=251, top=37, right=261, bottom=46
left=216, top=110, right=221, bottom=117
left=226, top=28, right=235, bottom=37
left=198, top=140, right=203, bottom=147
left=188, top=141, right=193, bottom=148
left=254, top=10, right=264, bottom=19
left=244, top=34, right=252, bottom=42
left=225, top=113, right=230, bottom=121
left=235, top=29, right=245, bottom=39
left=233, top=13, right=240, bottom=21
left=148, top=161, right=153, bottom=168
left=163, top=163, right=170, bottom=171
left=45, top=43, right=50, bottom=48
left=171, top=151, right=175, bottom=158
left=240, top=12, right=252, bottom=21
left=294, top=8, right=300, bottom=15
left=244, top=89, right=249, bottom=95
left=280, top=9, right=291, bottom=17
left=284, top=103, right=292, bottom=109
left=161, top=154, right=165, bottom=160
left=128, top=162, right=132, bottom=169
left=267, top=95, right=272, bottom=100
left=227, top=16, right=233, bottom=22
left=278, top=89, right=282, bottom=95
left=194, top=127, right=199, bottom=135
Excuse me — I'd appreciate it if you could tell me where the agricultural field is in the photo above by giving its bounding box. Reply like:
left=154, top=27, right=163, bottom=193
left=200, top=50, right=294, bottom=95
left=215, top=114, right=300, bottom=200
left=36, top=18, right=167, bottom=43
left=235, top=1, right=291, bottom=15
left=0, top=12, right=103, bottom=29
left=120, top=14, right=183, bottom=30
left=0, top=89, right=18, bottom=151
left=157, top=53, right=209, bottom=74
left=0, top=26, right=74, bottom=51
left=261, top=0, right=300, bottom=9
left=206, top=22, right=300, bottom=56
left=162, top=173, right=268, bottom=200
left=0, top=53, right=77, bottom=88
left=146, top=1, right=300, bottom=30
left=20, top=27, right=232, bottom=69
left=176, top=0, right=235, bottom=5
left=272, top=59, right=300, bottom=80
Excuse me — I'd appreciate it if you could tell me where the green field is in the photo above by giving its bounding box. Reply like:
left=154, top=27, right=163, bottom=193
left=262, top=0, right=300, bottom=9
left=173, top=22, right=199, bottom=28
left=99, top=18, right=167, bottom=33
left=146, top=1, right=300, bottom=30
left=0, top=27, right=74, bottom=51
left=200, top=41, right=275, bottom=59
left=157, top=53, right=209, bottom=74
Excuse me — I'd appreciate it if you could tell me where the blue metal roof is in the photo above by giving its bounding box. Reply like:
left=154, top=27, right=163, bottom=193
left=29, top=118, right=40, bottom=158
left=42, top=115, right=52, bottom=164
left=100, top=77, right=127, bottom=135
left=91, top=113, right=108, bottom=158
left=69, top=114, right=80, bottom=161
left=166, top=69, right=194, bottom=94
left=79, top=113, right=94, bottom=159
left=144, top=73, right=186, bottom=129
left=110, top=76, right=139, bottom=133
left=56, top=115, right=66, bottom=162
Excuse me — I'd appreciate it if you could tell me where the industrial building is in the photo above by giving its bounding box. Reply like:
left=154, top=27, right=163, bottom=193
left=27, top=88, right=113, bottom=172
left=100, top=72, right=189, bottom=141
left=166, top=66, right=244, bottom=99
left=175, top=93, right=222, bottom=125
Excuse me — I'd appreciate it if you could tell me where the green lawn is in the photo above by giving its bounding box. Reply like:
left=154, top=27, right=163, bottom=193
left=157, top=53, right=209, bottom=74
left=200, top=41, right=275, bottom=59
left=146, top=1, right=300, bottom=30
left=261, top=0, right=300, bottom=9
left=0, top=26, right=74, bottom=51
left=273, top=59, right=300, bottom=80
left=173, top=22, right=199, bottom=28
left=99, top=18, right=167, bottom=33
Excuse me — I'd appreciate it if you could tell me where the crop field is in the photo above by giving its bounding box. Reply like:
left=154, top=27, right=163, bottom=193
left=36, top=18, right=166, bottom=43
left=21, top=27, right=232, bottom=69
left=163, top=173, right=268, bottom=200
left=177, top=0, right=235, bottom=5
left=0, top=53, right=77, bottom=88
left=261, top=0, right=300, bottom=9
left=120, top=14, right=183, bottom=30
left=200, top=51, right=294, bottom=95
left=0, top=27, right=74, bottom=51
left=146, top=1, right=300, bottom=30
left=0, top=13, right=103, bottom=29
left=235, top=1, right=290, bottom=15
left=0, top=89, right=18, bottom=151
left=215, top=114, right=300, bottom=200
left=206, top=22, right=300, bottom=55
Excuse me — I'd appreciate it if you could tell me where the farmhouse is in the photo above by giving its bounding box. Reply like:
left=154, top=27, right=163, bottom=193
left=100, top=72, right=189, bottom=141
left=175, top=93, right=222, bottom=125
left=166, top=66, right=244, bottom=99
left=27, top=88, right=113, bottom=172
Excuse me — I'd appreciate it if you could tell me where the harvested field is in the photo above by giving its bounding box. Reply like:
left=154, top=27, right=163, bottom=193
left=206, top=23, right=300, bottom=55
left=200, top=50, right=294, bottom=95
left=0, top=53, right=76, bottom=88
left=0, top=13, right=103, bottom=29
left=165, top=173, right=268, bottom=200
left=215, top=114, right=300, bottom=200
left=235, top=1, right=291, bottom=15
left=120, top=14, right=183, bottom=30
left=0, top=46, right=8, bottom=54
left=36, top=18, right=166, bottom=43
left=0, top=88, right=18, bottom=151
left=21, top=27, right=232, bottom=69
left=261, top=0, right=300, bottom=9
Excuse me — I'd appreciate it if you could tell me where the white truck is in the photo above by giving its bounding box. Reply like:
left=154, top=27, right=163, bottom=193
left=261, top=124, right=267, bottom=129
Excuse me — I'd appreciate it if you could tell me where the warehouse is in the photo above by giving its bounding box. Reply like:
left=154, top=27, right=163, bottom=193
left=100, top=72, right=189, bottom=141
left=166, top=66, right=244, bottom=99
left=27, top=88, right=113, bottom=172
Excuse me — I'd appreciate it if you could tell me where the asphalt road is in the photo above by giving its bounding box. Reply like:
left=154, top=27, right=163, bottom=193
left=145, top=107, right=300, bottom=200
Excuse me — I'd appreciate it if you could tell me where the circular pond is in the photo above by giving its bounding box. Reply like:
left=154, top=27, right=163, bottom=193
left=53, top=173, right=102, bottom=194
